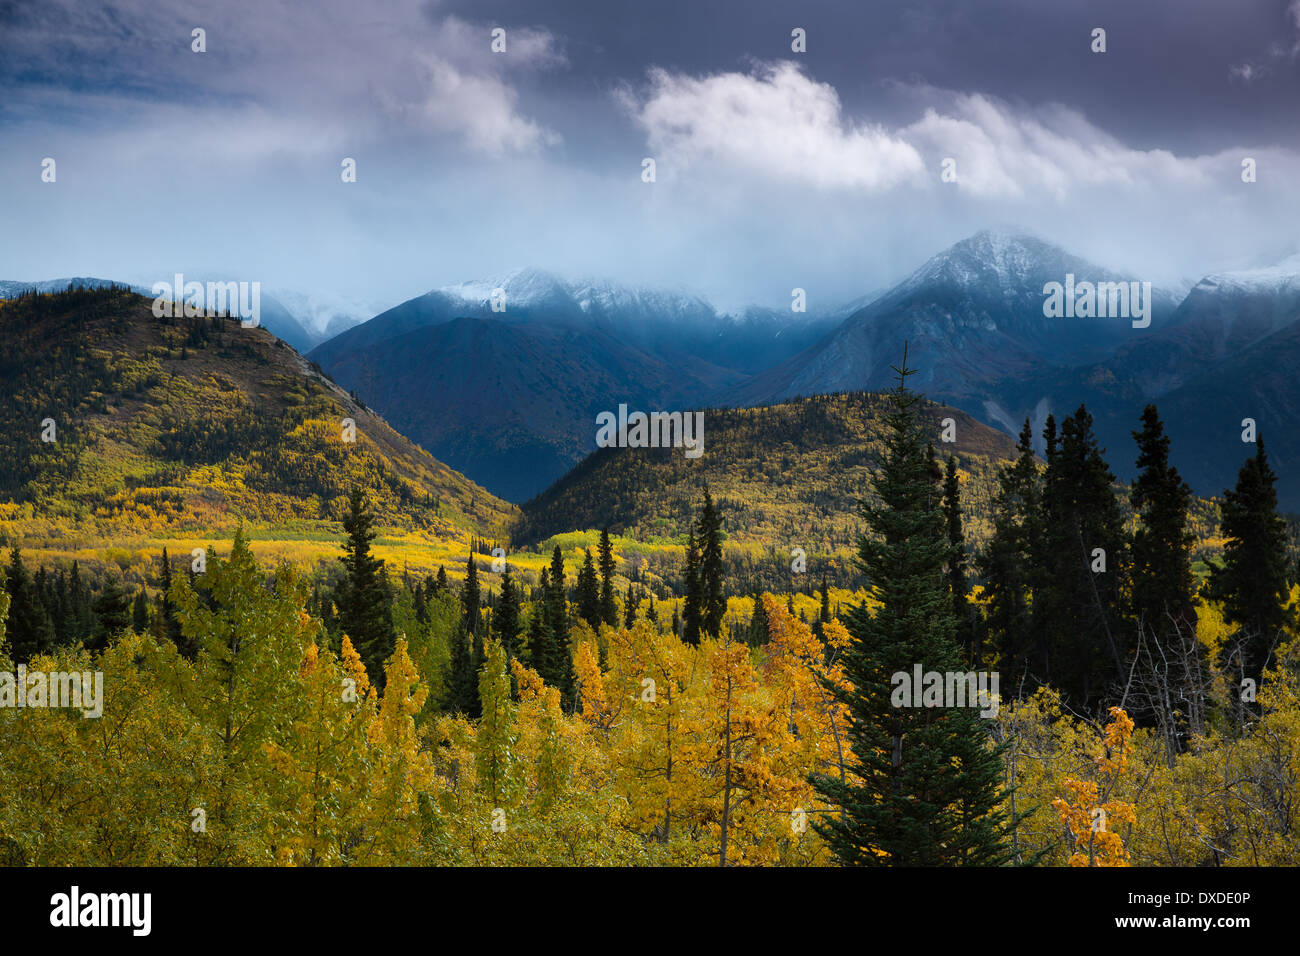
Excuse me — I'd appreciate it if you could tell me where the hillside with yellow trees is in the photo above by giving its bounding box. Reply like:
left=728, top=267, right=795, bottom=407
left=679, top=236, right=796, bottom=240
left=2, top=289, right=1299, bottom=868
left=3, top=534, right=1299, bottom=866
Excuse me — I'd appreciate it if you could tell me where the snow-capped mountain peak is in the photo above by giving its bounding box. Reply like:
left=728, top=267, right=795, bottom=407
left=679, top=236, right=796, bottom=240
left=440, top=267, right=573, bottom=309
left=897, top=230, right=1074, bottom=296
left=1193, top=254, right=1300, bottom=295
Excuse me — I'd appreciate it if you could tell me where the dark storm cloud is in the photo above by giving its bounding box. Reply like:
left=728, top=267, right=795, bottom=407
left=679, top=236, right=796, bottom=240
left=441, top=0, right=1300, bottom=151
left=0, top=0, right=1297, bottom=310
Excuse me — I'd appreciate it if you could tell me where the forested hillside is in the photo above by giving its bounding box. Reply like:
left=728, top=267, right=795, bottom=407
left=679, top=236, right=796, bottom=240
left=518, top=393, right=1016, bottom=548
left=0, top=287, right=516, bottom=538
left=517, top=391, right=1223, bottom=573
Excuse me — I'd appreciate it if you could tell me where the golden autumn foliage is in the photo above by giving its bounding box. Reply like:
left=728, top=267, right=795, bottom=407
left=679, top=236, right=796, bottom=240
left=1051, top=707, right=1138, bottom=867
left=3, top=537, right=1300, bottom=867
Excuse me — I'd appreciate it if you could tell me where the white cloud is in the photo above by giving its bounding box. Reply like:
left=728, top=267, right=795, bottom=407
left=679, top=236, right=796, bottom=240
left=625, top=61, right=925, bottom=190
left=903, top=93, right=1212, bottom=199
left=625, top=62, right=1230, bottom=199
left=433, top=15, right=567, bottom=72
left=415, top=54, right=561, bottom=155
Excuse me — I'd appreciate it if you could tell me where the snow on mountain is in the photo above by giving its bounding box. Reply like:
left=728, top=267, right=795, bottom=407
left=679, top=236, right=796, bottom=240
left=268, top=288, right=390, bottom=339
left=569, top=277, right=717, bottom=323
left=440, top=267, right=576, bottom=310
left=1192, top=254, right=1300, bottom=295
left=895, top=229, right=1092, bottom=298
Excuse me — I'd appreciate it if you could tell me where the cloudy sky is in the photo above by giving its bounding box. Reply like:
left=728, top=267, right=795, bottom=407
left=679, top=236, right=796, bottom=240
left=2, top=0, right=1299, bottom=312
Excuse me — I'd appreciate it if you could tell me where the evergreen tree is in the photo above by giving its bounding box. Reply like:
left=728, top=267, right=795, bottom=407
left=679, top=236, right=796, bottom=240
left=748, top=590, right=770, bottom=647
left=413, top=577, right=429, bottom=625
left=811, top=350, right=1012, bottom=866
left=696, top=486, right=726, bottom=639
left=155, top=548, right=187, bottom=654
left=462, top=557, right=481, bottom=635
left=444, top=621, right=480, bottom=718
left=67, top=561, right=95, bottom=647
left=682, top=529, right=703, bottom=646
left=50, top=567, right=72, bottom=647
left=435, top=566, right=448, bottom=594
left=131, top=588, right=150, bottom=632
left=3, top=548, right=55, bottom=661
left=598, top=528, right=618, bottom=627
left=527, top=571, right=555, bottom=678
left=817, top=571, right=831, bottom=638
left=91, top=574, right=131, bottom=650
left=335, top=489, right=397, bottom=687
left=546, top=546, right=568, bottom=640
left=1130, top=406, right=1200, bottom=720
left=981, top=420, right=1042, bottom=685
left=646, top=596, right=658, bottom=624
left=495, top=568, right=521, bottom=657
left=576, top=549, right=601, bottom=628
left=1037, top=405, right=1129, bottom=710
left=623, top=586, right=637, bottom=628
left=1209, top=439, right=1290, bottom=681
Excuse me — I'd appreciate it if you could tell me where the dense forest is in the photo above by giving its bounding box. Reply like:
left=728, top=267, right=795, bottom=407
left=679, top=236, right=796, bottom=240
left=3, top=344, right=1299, bottom=866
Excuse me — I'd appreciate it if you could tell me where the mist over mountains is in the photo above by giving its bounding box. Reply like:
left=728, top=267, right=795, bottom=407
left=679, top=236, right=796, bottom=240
left=10, top=228, right=1298, bottom=507
left=301, top=230, right=1300, bottom=507
left=306, top=268, right=842, bottom=499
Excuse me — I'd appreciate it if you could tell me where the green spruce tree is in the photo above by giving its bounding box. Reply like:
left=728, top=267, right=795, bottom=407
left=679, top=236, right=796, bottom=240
left=696, top=486, right=726, bottom=639
left=810, top=350, right=1012, bottom=866
left=681, top=529, right=702, bottom=646
left=1209, top=438, right=1290, bottom=682
left=576, top=549, right=601, bottom=628
left=2, top=548, right=55, bottom=661
left=335, top=488, right=397, bottom=687
left=495, top=568, right=521, bottom=658
left=598, top=528, right=618, bottom=627
left=462, top=556, right=481, bottom=636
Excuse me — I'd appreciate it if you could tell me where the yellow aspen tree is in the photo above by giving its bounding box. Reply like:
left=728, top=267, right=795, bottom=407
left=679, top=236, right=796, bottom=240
left=760, top=595, right=853, bottom=863
left=574, top=638, right=609, bottom=727
left=357, top=639, right=437, bottom=864
left=604, top=620, right=695, bottom=847
left=171, top=535, right=317, bottom=865
left=475, top=638, right=520, bottom=810
left=1053, top=706, right=1138, bottom=866
left=679, top=628, right=777, bottom=866
left=264, top=636, right=372, bottom=865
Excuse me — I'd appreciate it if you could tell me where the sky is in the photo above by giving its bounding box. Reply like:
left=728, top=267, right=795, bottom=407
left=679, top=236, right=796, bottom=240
left=2, top=0, right=1299, bottom=314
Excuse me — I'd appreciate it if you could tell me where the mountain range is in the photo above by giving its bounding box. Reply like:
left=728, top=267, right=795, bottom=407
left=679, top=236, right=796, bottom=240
left=304, top=231, right=1300, bottom=507
left=306, top=268, right=840, bottom=500
left=13, top=228, right=1299, bottom=509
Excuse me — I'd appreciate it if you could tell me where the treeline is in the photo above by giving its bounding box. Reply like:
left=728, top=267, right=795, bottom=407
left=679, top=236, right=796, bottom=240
left=970, top=402, right=1292, bottom=753
left=0, top=547, right=154, bottom=660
